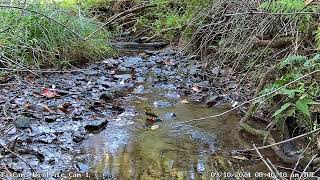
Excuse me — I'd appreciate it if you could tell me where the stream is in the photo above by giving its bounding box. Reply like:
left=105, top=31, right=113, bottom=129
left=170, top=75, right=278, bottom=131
left=0, top=50, right=270, bottom=179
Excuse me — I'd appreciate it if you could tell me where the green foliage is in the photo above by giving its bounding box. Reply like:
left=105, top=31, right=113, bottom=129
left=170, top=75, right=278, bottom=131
left=260, top=0, right=306, bottom=13
left=316, top=27, right=320, bottom=49
left=260, top=0, right=320, bottom=33
left=144, top=0, right=209, bottom=41
left=50, top=0, right=112, bottom=10
left=0, top=3, right=113, bottom=68
left=262, top=54, right=320, bottom=131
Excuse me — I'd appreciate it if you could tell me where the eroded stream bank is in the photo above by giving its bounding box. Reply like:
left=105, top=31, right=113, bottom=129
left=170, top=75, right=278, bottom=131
left=0, top=50, right=270, bottom=179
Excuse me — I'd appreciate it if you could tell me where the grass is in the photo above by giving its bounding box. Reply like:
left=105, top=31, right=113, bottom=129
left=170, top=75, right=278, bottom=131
left=0, top=2, right=113, bottom=69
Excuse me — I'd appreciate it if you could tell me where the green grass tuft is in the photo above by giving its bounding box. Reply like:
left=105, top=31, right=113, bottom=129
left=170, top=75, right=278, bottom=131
left=0, top=3, right=113, bottom=68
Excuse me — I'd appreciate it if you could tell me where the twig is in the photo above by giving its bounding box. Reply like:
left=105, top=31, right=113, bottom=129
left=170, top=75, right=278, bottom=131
left=290, top=137, right=314, bottom=180
left=0, top=83, right=16, bottom=86
left=274, top=164, right=302, bottom=174
left=176, top=70, right=319, bottom=124
left=0, top=5, right=82, bottom=39
left=267, top=158, right=286, bottom=180
left=239, top=127, right=320, bottom=152
left=298, top=154, right=317, bottom=180
left=224, top=11, right=320, bottom=17
left=253, top=144, right=278, bottom=180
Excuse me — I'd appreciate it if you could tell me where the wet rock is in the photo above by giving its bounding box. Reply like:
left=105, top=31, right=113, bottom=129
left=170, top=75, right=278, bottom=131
left=121, top=57, right=143, bottom=68
left=99, top=93, right=113, bottom=103
left=160, top=112, right=176, bottom=121
left=15, top=116, right=31, bottom=129
left=154, top=83, right=176, bottom=90
left=33, top=133, right=57, bottom=144
left=84, top=70, right=98, bottom=76
left=196, top=159, right=205, bottom=173
left=162, top=70, right=176, bottom=76
left=76, top=162, right=90, bottom=173
left=7, top=127, right=17, bottom=135
left=73, top=135, right=86, bottom=143
left=165, top=91, right=181, bottom=99
left=190, top=131, right=218, bottom=152
left=44, top=115, right=60, bottom=123
left=97, top=76, right=114, bottom=88
left=153, top=100, right=172, bottom=108
left=114, top=74, right=131, bottom=81
left=84, top=119, right=108, bottom=133
left=133, top=85, right=145, bottom=94
left=205, top=95, right=225, bottom=107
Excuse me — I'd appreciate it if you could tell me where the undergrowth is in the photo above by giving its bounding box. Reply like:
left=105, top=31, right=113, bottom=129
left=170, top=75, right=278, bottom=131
left=261, top=54, right=320, bottom=135
left=0, top=2, right=113, bottom=68
left=61, top=0, right=210, bottom=42
left=260, top=0, right=320, bottom=47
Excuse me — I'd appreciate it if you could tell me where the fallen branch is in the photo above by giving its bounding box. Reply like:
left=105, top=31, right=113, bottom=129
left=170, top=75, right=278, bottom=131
left=254, top=37, right=296, bottom=48
left=298, top=155, right=317, bottom=180
left=253, top=144, right=278, bottom=180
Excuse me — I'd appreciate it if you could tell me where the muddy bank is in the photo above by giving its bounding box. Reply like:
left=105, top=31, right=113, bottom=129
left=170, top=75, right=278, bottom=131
left=0, top=50, right=271, bottom=179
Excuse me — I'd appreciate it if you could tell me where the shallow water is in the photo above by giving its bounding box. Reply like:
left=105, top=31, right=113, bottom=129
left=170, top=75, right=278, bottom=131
left=79, top=81, right=268, bottom=179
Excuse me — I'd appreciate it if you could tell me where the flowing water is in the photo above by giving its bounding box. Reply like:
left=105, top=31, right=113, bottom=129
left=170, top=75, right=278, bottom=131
left=79, top=70, right=269, bottom=179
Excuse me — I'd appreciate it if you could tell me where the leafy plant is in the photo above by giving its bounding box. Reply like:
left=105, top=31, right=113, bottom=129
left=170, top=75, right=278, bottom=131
left=262, top=54, right=320, bottom=132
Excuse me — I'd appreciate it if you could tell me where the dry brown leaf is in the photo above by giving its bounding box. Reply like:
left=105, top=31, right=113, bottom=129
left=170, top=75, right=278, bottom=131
left=40, top=104, right=54, bottom=113
left=40, top=88, right=60, bottom=98
left=191, top=86, right=202, bottom=93
left=180, top=99, right=189, bottom=104
left=231, top=155, right=249, bottom=161
left=305, top=0, right=314, bottom=5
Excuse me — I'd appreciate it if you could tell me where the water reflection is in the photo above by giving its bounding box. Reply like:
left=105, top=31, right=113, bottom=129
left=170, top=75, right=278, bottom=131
left=80, top=102, right=261, bottom=179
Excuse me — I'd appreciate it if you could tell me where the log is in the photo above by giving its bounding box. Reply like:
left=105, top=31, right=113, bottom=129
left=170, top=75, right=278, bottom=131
left=254, top=37, right=295, bottom=48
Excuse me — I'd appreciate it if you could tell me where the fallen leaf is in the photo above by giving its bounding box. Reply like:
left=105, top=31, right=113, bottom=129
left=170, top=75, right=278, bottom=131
left=25, top=74, right=36, bottom=83
left=58, top=102, right=72, bottom=113
left=151, top=124, right=159, bottom=130
left=305, top=0, right=314, bottom=5
left=40, top=88, right=60, bottom=98
left=191, top=85, right=202, bottom=93
left=7, top=127, right=17, bottom=135
left=40, top=104, right=54, bottom=113
left=231, top=155, right=249, bottom=161
left=180, top=99, right=189, bottom=104
left=24, top=101, right=34, bottom=110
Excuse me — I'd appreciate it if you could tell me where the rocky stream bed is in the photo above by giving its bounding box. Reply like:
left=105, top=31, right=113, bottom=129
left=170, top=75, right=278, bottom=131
left=0, top=50, right=273, bottom=179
